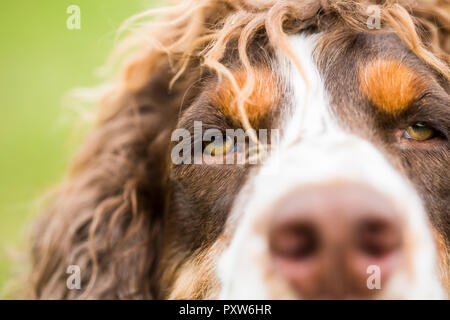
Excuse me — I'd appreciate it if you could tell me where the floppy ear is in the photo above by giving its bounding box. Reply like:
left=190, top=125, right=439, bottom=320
left=28, top=58, right=200, bottom=299
left=412, top=1, right=450, bottom=58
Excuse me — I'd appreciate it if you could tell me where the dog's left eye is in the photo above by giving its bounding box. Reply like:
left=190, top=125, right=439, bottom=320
left=203, top=136, right=237, bottom=156
left=403, top=122, right=437, bottom=141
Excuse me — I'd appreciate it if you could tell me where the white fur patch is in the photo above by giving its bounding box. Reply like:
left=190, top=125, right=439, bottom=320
left=217, top=34, right=445, bottom=299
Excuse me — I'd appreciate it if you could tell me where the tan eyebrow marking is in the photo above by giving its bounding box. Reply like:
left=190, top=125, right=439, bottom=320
left=359, top=59, right=428, bottom=115
left=209, top=67, right=279, bottom=124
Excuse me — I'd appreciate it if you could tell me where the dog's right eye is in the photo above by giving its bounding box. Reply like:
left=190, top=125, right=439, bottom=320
left=403, top=122, right=437, bottom=141
left=203, top=135, right=237, bottom=156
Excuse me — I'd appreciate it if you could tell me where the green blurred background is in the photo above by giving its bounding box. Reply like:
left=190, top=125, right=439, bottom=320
left=0, top=0, right=160, bottom=297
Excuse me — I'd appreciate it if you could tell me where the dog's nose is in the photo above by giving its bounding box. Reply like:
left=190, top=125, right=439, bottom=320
left=269, top=183, right=403, bottom=299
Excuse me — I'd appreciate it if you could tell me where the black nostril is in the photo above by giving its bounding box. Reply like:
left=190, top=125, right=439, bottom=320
left=356, top=217, right=402, bottom=258
left=270, top=222, right=319, bottom=260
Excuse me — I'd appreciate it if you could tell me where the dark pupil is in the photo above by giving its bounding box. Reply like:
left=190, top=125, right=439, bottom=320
left=413, top=122, right=426, bottom=129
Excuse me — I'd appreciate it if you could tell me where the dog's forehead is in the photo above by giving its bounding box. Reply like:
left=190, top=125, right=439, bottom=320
left=259, top=31, right=442, bottom=135
left=206, top=32, right=437, bottom=129
left=314, top=32, right=435, bottom=112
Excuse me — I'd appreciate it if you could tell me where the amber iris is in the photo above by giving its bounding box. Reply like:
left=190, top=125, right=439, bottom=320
left=403, top=123, right=436, bottom=141
left=204, top=136, right=236, bottom=156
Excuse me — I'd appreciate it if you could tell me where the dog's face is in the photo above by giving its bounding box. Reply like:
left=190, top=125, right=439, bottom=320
left=29, top=0, right=449, bottom=300
left=161, top=31, right=449, bottom=299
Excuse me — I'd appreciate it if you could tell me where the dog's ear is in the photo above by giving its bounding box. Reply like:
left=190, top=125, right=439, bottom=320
left=29, top=56, right=200, bottom=299
left=412, top=1, right=450, bottom=58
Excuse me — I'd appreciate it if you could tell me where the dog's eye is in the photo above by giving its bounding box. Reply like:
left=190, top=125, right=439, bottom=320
left=403, top=122, right=436, bottom=141
left=203, top=136, right=236, bottom=156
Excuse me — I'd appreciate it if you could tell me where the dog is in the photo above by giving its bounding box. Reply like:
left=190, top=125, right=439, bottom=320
left=29, top=0, right=449, bottom=299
